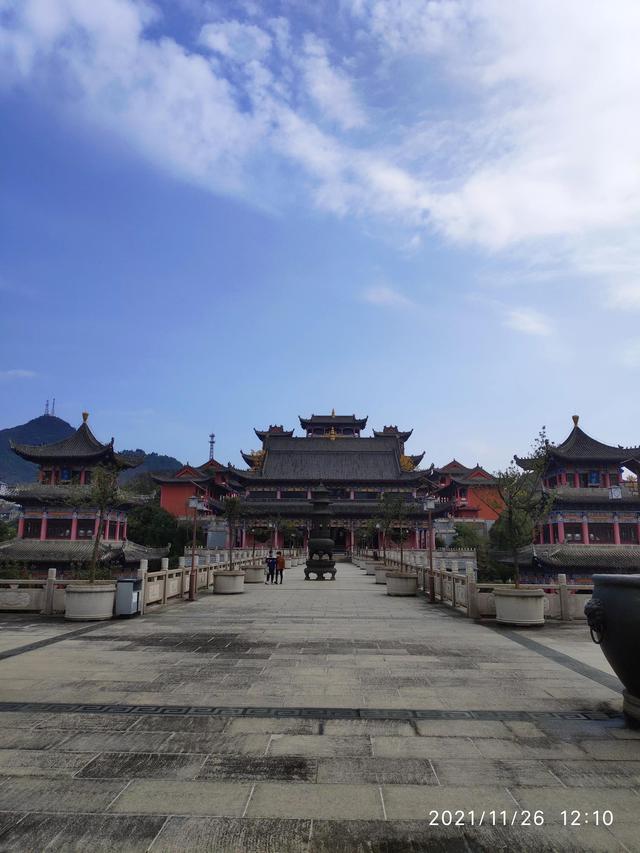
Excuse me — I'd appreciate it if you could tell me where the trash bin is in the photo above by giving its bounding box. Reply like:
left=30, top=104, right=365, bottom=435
left=115, top=577, right=142, bottom=617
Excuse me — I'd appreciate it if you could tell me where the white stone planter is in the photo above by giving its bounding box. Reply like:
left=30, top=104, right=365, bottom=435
left=375, top=567, right=388, bottom=584
left=214, top=571, right=245, bottom=594
left=243, top=566, right=265, bottom=584
left=494, top=588, right=545, bottom=626
left=364, top=564, right=377, bottom=576
left=64, top=584, right=116, bottom=621
left=386, top=573, right=418, bottom=597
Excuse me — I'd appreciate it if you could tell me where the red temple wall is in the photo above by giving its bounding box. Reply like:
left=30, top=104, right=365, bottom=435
left=160, top=483, right=197, bottom=518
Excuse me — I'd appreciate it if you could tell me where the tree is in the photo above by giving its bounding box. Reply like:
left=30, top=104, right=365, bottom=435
left=0, top=520, right=16, bottom=543
left=377, top=494, right=411, bottom=571
left=127, top=504, right=182, bottom=557
left=490, top=427, right=554, bottom=587
left=88, top=466, right=120, bottom=584
left=222, top=497, right=243, bottom=571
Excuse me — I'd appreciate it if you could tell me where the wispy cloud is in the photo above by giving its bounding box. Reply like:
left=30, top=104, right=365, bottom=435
left=1, top=0, right=639, bottom=283
left=503, top=308, right=552, bottom=337
left=618, top=340, right=640, bottom=368
left=0, top=369, right=37, bottom=381
left=362, top=285, right=414, bottom=309
left=606, top=282, right=640, bottom=311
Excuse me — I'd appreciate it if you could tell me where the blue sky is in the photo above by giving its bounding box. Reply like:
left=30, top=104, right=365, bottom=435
left=1, top=0, right=640, bottom=471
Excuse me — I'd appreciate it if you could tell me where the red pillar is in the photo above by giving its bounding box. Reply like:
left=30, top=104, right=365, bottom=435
left=574, top=472, right=580, bottom=488
left=17, top=515, right=24, bottom=538
left=604, top=472, right=611, bottom=489
left=40, top=514, right=48, bottom=541
left=557, top=515, right=565, bottom=544
left=80, top=469, right=86, bottom=485
left=70, top=513, right=78, bottom=541
left=613, top=515, right=621, bottom=545
left=581, top=515, right=590, bottom=544
left=548, top=522, right=554, bottom=544
left=115, top=516, right=121, bottom=541
left=122, top=520, right=128, bottom=540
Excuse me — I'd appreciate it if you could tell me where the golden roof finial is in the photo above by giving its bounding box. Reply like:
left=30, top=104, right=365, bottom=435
left=328, top=426, right=337, bottom=441
left=82, top=411, right=89, bottom=423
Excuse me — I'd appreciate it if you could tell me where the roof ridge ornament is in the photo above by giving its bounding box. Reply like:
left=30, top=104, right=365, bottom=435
left=82, top=411, right=89, bottom=423
left=572, top=414, right=579, bottom=426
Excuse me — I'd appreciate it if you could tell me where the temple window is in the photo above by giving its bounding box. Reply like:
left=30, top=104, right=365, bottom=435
left=610, top=472, right=620, bottom=486
left=564, top=523, right=582, bottom=542
left=71, top=470, right=81, bottom=484
left=77, top=519, right=95, bottom=539
left=588, top=471, right=600, bottom=487
left=23, top=519, right=41, bottom=538
left=620, top=524, right=639, bottom=544
left=47, top=519, right=72, bottom=539
left=579, top=473, right=589, bottom=488
left=41, top=470, right=52, bottom=485
left=588, top=523, right=615, bottom=543
left=60, top=468, right=71, bottom=483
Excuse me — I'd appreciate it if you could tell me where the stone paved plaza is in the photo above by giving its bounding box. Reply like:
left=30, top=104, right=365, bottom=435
left=0, top=562, right=638, bottom=851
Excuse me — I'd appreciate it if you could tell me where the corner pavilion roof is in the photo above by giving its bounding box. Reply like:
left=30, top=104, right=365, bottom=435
left=245, top=434, right=423, bottom=482
left=299, top=413, right=368, bottom=430
left=516, top=416, right=640, bottom=472
left=10, top=415, right=137, bottom=471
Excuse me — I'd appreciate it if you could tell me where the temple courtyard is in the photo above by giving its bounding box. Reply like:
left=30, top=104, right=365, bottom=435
left=0, top=563, right=638, bottom=852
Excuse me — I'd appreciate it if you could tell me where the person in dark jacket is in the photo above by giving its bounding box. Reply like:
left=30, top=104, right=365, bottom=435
left=265, top=551, right=277, bottom=584
left=275, top=551, right=286, bottom=584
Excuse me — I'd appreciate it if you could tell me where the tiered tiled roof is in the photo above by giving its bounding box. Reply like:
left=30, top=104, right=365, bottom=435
left=516, top=416, right=640, bottom=471
left=10, top=414, right=138, bottom=471
left=0, top=538, right=168, bottom=564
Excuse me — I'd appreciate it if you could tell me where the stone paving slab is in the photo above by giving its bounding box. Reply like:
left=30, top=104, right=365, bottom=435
left=0, top=561, right=635, bottom=851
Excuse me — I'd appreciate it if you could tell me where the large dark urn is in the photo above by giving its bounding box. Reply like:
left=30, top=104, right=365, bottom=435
left=305, top=484, right=336, bottom=581
left=585, top=574, right=640, bottom=726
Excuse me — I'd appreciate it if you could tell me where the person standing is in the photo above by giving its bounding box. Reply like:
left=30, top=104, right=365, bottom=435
left=275, top=551, right=286, bottom=585
left=265, top=551, right=277, bottom=584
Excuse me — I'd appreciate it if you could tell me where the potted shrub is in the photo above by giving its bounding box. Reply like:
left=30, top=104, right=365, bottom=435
left=65, top=467, right=117, bottom=621
left=489, top=429, right=553, bottom=626
left=213, top=497, right=245, bottom=594
left=380, top=495, right=418, bottom=596
left=243, top=524, right=270, bottom=583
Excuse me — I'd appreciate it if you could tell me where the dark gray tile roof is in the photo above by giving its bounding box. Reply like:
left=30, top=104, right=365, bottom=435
left=7, top=484, right=143, bottom=509
left=524, top=544, right=640, bottom=571
left=10, top=422, right=137, bottom=469
left=517, top=424, right=640, bottom=467
left=299, top=414, right=368, bottom=428
left=550, top=486, right=640, bottom=506
left=0, top=538, right=168, bottom=563
left=258, top=435, right=414, bottom=481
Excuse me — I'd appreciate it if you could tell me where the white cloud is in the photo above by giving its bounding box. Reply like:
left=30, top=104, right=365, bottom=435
left=606, top=282, right=640, bottom=312
left=362, top=285, right=414, bottom=309
left=503, top=308, right=551, bottom=337
left=619, top=340, right=640, bottom=368
left=300, top=35, right=366, bottom=130
left=2, top=0, right=640, bottom=284
left=0, top=369, right=37, bottom=380
left=199, top=20, right=272, bottom=62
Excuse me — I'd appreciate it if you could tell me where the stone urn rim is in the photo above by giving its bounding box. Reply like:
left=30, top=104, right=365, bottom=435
left=592, top=573, right=640, bottom=588
left=212, top=569, right=246, bottom=576
left=493, top=587, right=545, bottom=598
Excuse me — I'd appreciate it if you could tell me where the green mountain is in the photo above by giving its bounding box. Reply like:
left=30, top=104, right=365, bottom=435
left=0, top=415, right=183, bottom=485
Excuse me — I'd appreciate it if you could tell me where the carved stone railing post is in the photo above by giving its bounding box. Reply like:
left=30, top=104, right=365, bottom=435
left=558, top=573, right=571, bottom=621
left=41, top=568, right=56, bottom=616
left=138, top=559, right=148, bottom=615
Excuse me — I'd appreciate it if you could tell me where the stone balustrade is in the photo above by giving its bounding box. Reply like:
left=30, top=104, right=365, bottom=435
left=0, top=549, right=303, bottom=616
left=362, top=549, right=592, bottom=622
